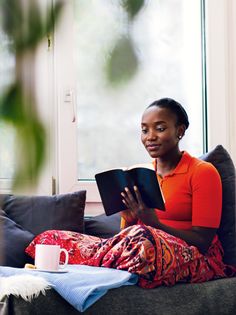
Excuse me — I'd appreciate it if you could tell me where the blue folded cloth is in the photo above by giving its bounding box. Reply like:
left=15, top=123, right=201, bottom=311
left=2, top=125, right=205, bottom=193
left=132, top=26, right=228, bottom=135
left=0, top=265, right=138, bottom=312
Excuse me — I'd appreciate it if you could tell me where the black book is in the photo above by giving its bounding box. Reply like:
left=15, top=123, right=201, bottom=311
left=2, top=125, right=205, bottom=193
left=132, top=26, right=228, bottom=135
left=95, top=165, right=165, bottom=216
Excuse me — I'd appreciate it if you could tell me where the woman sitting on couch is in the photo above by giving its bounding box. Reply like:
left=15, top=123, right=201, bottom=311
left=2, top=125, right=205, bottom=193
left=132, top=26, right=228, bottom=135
left=26, top=98, right=236, bottom=288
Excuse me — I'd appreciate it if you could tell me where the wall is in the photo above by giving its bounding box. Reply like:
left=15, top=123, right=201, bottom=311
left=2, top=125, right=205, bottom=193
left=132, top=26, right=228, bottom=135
left=228, top=0, right=236, bottom=164
left=206, top=0, right=236, bottom=164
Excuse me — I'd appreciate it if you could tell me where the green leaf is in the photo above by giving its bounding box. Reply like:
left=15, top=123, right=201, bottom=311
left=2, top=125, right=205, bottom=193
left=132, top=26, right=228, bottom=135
left=106, top=36, right=138, bottom=86
left=0, top=84, right=25, bottom=123
left=0, top=0, right=64, bottom=190
left=121, top=0, right=145, bottom=19
left=0, top=82, right=46, bottom=189
left=13, top=117, right=46, bottom=189
left=45, top=1, right=64, bottom=34
left=1, top=0, right=24, bottom=52
left=0, top=0, right=63, bottom=53
left=24, top=0, right=44, bottom=51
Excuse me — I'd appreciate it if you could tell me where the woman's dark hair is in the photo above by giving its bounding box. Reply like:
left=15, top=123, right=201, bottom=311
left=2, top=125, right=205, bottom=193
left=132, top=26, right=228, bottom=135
left=147, top=98, right=189, bottom=130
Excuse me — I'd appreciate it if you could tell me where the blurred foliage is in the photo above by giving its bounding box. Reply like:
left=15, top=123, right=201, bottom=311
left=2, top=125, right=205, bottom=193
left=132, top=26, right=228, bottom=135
left=1, top=0, right=63, bottom=54
left=0, top=0, right=63, bottom=190
left=121, top=0, right=145, bottom=19
left=106, top=0, right=145, bottom=86
left=0, top=0, right=145, bottom=189
left=106, top=37, right=138, bottom=85
left=0, top=82, right=46, bottom=188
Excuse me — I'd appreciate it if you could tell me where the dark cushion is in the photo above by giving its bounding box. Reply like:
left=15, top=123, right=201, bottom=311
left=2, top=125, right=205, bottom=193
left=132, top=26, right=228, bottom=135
left=0, top=210, right=34, bottom=267
left=200, top=145, right=236, bottom=266
left=84, top=213, right=121, bottom=238
left=0, top=191, right=86, bottom=236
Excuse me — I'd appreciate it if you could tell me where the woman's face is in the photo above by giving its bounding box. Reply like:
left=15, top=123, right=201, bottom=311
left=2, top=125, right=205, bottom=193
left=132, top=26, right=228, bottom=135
left=141, top=106, right=183, bottom=158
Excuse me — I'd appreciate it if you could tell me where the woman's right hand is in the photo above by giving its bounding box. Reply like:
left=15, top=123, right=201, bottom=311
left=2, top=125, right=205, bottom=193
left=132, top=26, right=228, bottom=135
left=120, top=189, right=139, bottom=227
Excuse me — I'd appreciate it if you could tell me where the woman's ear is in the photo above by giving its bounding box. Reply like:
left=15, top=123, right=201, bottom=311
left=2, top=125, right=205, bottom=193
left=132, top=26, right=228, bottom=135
left=177, top=125, right=186, bottom=139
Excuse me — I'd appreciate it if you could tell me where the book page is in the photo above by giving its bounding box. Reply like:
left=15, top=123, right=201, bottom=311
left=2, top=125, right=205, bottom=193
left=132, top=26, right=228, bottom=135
left=127, top=163, right=154, bottom=171
left=98, top=163, right=154, bottom=173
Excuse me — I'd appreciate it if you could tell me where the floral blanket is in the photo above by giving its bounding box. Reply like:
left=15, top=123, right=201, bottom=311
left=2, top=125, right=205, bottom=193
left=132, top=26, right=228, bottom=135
left=26, top=224, right=235, bottom=288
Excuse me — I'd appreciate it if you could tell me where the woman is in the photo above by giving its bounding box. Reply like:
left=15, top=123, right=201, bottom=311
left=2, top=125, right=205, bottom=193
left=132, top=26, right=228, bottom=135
left=117, top=97, right=229, bottom=287
left=26, top=98, right=234, bottom=287
left=121, top=97, right=221, bottom=255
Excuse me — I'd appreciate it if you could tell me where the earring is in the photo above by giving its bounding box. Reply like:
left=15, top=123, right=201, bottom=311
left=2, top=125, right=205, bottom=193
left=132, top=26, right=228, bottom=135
left=178, top=135, right=182, bottom=139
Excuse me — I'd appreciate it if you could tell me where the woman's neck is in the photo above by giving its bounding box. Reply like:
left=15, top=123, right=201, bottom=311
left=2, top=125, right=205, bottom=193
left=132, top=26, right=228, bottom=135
left=155, top=150, right=183, bottom=177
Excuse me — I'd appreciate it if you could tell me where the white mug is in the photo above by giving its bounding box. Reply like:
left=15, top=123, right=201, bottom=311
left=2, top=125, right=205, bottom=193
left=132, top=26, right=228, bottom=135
left=35, top=244, right=69, bottom=271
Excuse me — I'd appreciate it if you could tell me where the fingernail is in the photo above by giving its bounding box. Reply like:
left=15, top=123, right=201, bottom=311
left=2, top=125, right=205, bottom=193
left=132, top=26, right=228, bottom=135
left=125, top=187, right=129, bottom=192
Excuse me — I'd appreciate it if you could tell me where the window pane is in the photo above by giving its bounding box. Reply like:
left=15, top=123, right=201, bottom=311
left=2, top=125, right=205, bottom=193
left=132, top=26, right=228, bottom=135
left=75, top=0, right=203, bottom=179
left=0, top=29, right=15, bottom=179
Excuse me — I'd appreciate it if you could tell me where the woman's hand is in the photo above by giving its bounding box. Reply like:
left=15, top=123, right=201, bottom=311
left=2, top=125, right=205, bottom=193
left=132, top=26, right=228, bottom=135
left=121, top=186, right=159, bottom=227
left=120, top=187, right=140, bottom=226
left=121, top=186, right=146, bottom=214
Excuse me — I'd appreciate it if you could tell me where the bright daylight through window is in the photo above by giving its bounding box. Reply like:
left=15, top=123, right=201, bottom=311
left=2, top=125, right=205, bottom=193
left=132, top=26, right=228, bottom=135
left=75, top=0, right=204, bottom=180
left=0, top=29, right=15, bottom=180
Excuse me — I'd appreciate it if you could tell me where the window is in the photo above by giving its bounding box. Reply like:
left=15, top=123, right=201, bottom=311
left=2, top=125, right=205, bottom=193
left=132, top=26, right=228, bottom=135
left=55, top=0, right=206, bottom=208
left=1, top=0, right=233, bottom=205
left=0, top=28, right=16, bottom=189
left=75, top=0, right=204, bottom=179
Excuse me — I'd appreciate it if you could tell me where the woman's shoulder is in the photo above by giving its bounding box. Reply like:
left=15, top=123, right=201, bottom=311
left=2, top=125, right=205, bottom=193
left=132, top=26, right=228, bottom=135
left=184, top=151, right=220, bottom=177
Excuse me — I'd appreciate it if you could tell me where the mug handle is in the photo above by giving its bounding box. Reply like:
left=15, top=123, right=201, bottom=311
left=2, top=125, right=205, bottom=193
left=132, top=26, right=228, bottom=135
left=59, top=248, right=69, bottom=269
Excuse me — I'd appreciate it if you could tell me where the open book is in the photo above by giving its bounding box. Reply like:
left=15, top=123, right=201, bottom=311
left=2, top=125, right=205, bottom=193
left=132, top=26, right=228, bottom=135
left=95, top=164, right=165, bottom=216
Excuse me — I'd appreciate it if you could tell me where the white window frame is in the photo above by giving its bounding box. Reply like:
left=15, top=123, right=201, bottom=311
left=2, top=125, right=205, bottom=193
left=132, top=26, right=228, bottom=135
left=53, top=0, right=102, bottom=216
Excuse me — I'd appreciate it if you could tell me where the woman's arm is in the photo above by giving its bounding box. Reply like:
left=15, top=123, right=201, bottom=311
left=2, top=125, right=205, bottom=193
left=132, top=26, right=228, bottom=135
left=137, top=207, right=216, bottom=254
left=121, top=186, right=218, bottom=254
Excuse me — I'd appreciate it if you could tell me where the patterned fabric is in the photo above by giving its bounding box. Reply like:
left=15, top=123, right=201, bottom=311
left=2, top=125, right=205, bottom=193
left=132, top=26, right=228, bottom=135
left=25, top=225, right=235, bottom=288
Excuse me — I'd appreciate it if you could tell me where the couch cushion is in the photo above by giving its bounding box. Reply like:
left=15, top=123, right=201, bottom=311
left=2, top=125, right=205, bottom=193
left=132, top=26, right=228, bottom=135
left=0, top=191, right=86, bottom=236
left=84, top=213, right=121, bottom=238
left=0, top=210, right=34, bottom=267
left=7, top=277, right=236, bottom=315
left=200, top=145, right=236, bottom=266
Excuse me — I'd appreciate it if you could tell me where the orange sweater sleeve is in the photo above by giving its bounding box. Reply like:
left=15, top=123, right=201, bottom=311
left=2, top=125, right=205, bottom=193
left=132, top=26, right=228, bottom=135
left=191, top=162, right=222, bottom=228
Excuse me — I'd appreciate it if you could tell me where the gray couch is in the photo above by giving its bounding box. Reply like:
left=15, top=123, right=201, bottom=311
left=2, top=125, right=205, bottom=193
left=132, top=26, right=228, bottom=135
left=2, top=277, right=236, bottom=315
left=0, top=145, right=236, bottom=314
